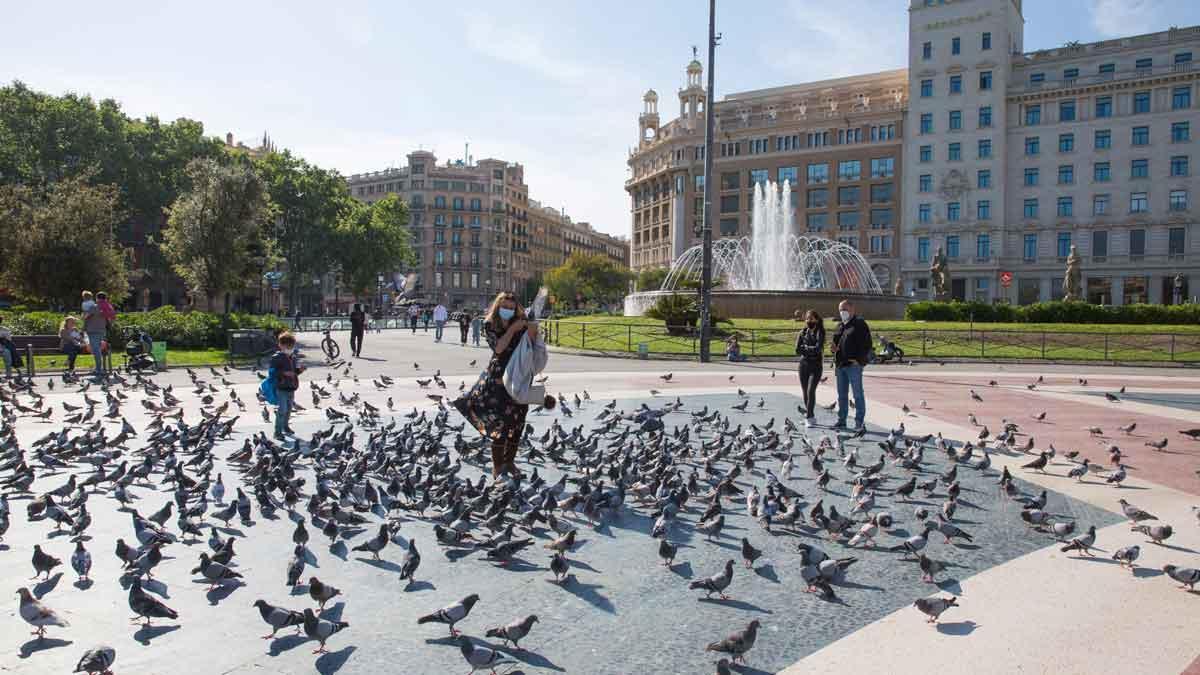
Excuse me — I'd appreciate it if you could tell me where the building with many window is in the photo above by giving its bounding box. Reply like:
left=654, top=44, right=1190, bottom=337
left=901, top=0, right=1198, bottom=304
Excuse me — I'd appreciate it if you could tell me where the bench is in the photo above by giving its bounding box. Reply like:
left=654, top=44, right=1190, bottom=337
left=13, top=335, right=112, bottom=377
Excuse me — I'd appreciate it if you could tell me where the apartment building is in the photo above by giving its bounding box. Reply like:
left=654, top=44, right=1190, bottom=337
left=902, top=0, right=1198, bottom=304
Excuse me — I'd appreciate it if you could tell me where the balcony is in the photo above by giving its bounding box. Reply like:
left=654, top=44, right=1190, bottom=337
left=1011, top=61, right=1194, bottom=95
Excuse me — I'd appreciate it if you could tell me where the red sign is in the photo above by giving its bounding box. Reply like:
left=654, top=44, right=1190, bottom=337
left=999, top=271, right=1013, bottom=287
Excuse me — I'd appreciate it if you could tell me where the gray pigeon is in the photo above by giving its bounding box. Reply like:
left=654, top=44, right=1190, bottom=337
left=418, top=594, right=480, bottom=636
left=399, top=540, right=421, bottom=588
left=302, top=608, right=349, bottom=654
left=18, top=587, right=69, bottom=638
left=1118, top=499, right=1156, bottom=523
left=1131, top=523, right=1173, bottom=545
left=1061, top=525, right=1097, bottom=556
left=705, top=619, right=760, bottom=664
left=458, top=635, right=511, bottom=672
left=689, top=560, right=735, bottom=599
left=918, top=554, right=947, bottom=583
left=658, top=539, right=678, bottom=566
left=253, top=599, right=305, bottom=639
left=73, top=645, right=116, bottom=674
left=1162, top=565, right=1200, bottom=590
left=914, top=595, right=957, bottom=624
left=1111, top=545, right=1140, bottom=572
left=485, top=614, right=539, bottom=649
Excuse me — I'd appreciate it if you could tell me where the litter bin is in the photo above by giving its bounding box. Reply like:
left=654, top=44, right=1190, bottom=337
left=637, top=342, right=649, bottom=359
left=151, top=341, right=167, bottom=370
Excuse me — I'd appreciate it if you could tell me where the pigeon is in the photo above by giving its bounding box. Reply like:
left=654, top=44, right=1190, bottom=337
left=1131, top=523, right=1173, bottom=545
left=1145, top=438, right=1168, bottom=451
left=73, top=645, right=116, bottom=674
left=1162, top=565, right=1200, bottom=590
left=17, top=587, right=70, bottom=638
left=308, top=577, right=342, bottom=610
left=286, top=545, right=306, bottom=588
left=485, top=614, right=539, bottom=649
left=1021, top=452, right=1049, bottom=473
left=71, top=540, right=92, bottom=581
left=914, top=595, right=958, bottom=624
left=658, top=539, right=678, bottom=567
left=1111, top=545, right=1140, bottom=571
left=1106, top=464, right=1127, bottom=487
left=705, top=619, right=760, bottom=664
left=549, top=552, right=569, bottom=583
left=1061, top=525, right=1097, bottom=557
left=458, top=635, right=510, bottom=673
left=689, top=560, right=735, bottom=599
left=418, top=594, right=480, bottom=636
left=351, top=524, right=390, bottom=560
left=253, top=599, right=305, bottom=639
left=918, top=554, right=947, bottom=583
left=399, top=540, right=421, bottom=588
left=303, top=608, right=349, bottom=654
left=128, top=578, right=179, bottom=625
left=1119, top=499, right=1157, bottom=523
left=740, top=538, right=763, bottom=568
left=31, top=544, right=62, bottom=580
left=192, top=552, right=243, bottom=590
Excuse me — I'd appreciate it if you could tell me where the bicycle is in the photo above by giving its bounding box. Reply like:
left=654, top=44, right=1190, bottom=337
left=320, top=329, right=341, bottom=360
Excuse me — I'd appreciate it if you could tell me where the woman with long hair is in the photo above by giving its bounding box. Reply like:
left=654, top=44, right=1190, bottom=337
left=453, top=292, right=544, bottom=480
left=59, top=316, right=84, bottom=374
left=794, top=309, right=825, bottom=427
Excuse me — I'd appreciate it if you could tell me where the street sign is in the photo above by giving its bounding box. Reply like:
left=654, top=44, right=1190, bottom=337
left=999, top=271, right=1013, bottom=287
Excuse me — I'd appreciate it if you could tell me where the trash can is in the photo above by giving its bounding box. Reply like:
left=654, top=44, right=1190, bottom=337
left=151, top=341, right=167, bottom=370
left=637, top=342, right=649, bottom=359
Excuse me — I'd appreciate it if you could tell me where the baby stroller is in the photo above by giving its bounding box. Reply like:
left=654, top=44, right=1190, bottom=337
left=874, top=335, right=905, bottom=364
left=123, top=328, right=157, bottom=373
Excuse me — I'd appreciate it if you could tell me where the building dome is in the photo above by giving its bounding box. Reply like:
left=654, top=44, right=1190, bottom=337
left=687, top=59, right=702, bottom=72
left=643, top=89, right=659, bottom=102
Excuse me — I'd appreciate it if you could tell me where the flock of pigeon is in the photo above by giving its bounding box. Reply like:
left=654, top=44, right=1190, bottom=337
left=1, top=359, right=1198, bottom=674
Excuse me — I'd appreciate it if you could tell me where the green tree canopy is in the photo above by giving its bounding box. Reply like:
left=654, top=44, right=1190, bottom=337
left=544, top=253, right=632, bottom=308
left=636, top=266, right=670, bottom=291
left=0, top=173, right=129, bottom=307
left=332, top=194, right=416, bottom=296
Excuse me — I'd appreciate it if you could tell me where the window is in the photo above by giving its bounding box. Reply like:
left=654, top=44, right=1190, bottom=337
left=1133, top=91, right=1151, bottom=114
left=870, top=208, right=893, bottom=228
left=470, top=198, right=482, bottom=211
left=435, top=250, right=445, bottom=265
left=978, top=139, right=992, bottom=158
left=976, top=234, right=991, bottom=260
left=1176, top=52, right=1194, bottom=67
left=1094, top=162, right=1111, bottom=182
left=1171, top=155, right=1189, bottom=176
left=1023, top=234, right=1038, bottom=261
left=1025, top=137, right=1040, bottom=155
left=694, top=174, right=705, bottom=191
left=950, top=75, right=962, bottom=94
left=452, top=196, right=464, bottom=210
left=806, top=213, right=827, bottom=231
left=1025, top=104, right=1041, bottom=125
left=977, top=199, right=991, bottom=219
left=920, top=79, right=933, bottom=97
left=838, top=160, right=862, bottom=181
left=1059, top=100, right=1076, bottom=121
left=947, top=201, right=961, bottom=221
left=1169, top=227, right=1186, bottom=256
left=978, top=106, right=992, bottom=128
left=1173, top=122, right=1191, bottom=142
left=1059, top=133, right=1075, bottom=152
left=1057, top=196, right=1073, bottom=217
left=982, top=32, right=991, bottom=50
left=433, top=213, right=446, bottom=225
left=922, top=41, right=932, bottom=60
left=919, top=174, right=932, bottom=192
left=1170, top=189, right=1189, bottom=211
left=1130, top=192, right=1148, bottom=212
left=838, top=211, right=860, bottom=229
left=838, top=186, right=861, bottom=206
left=949, top=110, right=962, bottom=130
left=870, top=157, right=894, bottom=178
left=1057, top=232, right=1072, bottom=258
left=778, top=166, right=798, bottom=184
left=1173, top=86, right=1192, bottom=110
left=918, top=237, right=930, bottom=262
left=1099, top=63, right=1115, bottom=75
left=1136, top=57, right=1153, bottom=71
left=719, top=218, right=739, bottom=236
left=777, top=134, right=801, bottom=151
left=748, top=137, right=769, bottom=154
left=918, top=203, right=931, bottom=223
left=750, top=169, right=770, bottom=186
left=870, top=183, right=894, bottom=203
left=720, top=171, right=740, bottom=190
left=1096, top=96, right=1113, bottom=118
left=1023, top=198, right=1039, bottom=218
left=947, top=235, right=960, bottom=259
left=806, top=188, right=828, bottom=208
left=1131, top=159, right=1149, bottom=179
left=1058, top=165, right=1074, bottom=184
left=1093, top=230, right=1109, bottom=260
left=1063, top=67, right=1079, bottom=80
left=1095, top=129, right=1111, bottom=149
left=1130, top=229, right=1146, bottom=257
left=869, top=235, right=892, bottom=254
left=948, top=143, right=962, bottom=161
left=434, top=195, right=446, bottom=208
left=919, top=145, right=932, bottom=162
left=920, top=113, right=933, bottom=134
left=1132, top=126, right=1150, bottom=146
left=951, top=36, right=961, bottom=55
left=1094, top=194, right=1110, bottom=215
left=719, top=194, right=740, bottom=213
left=977, top=169, right=991, bottom=189
left=978, top=71, right=992, bottom=90
left=1024, top=167, right=1039, bottom=186
left=807, top=163, right=829, bottom=183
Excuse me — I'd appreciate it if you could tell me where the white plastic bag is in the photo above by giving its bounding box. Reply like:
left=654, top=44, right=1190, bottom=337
left=504, top=330, right=549, bottom=404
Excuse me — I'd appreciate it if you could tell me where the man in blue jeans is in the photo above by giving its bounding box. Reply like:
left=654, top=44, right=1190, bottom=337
left=830, top=299, right=871, bottom=431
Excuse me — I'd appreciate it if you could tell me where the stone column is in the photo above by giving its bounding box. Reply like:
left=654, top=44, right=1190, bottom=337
left=1148, top=276, right=1163, bottom=304
left=1111, top=275, right=1124, bottom=306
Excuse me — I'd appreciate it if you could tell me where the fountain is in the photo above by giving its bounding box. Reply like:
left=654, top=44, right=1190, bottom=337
left=625, top=180, right=910, bottom=319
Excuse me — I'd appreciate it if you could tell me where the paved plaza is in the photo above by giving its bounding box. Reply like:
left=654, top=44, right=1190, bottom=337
left=1, top=329, right=1198, bottom=674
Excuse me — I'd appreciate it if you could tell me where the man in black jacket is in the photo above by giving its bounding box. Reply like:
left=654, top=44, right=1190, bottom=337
left=830, top=299, right=871, bottom=431
left=349, top=304, right=366, bottom=357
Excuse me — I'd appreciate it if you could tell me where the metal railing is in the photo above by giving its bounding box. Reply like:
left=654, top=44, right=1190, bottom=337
left=541, top=320, right=1200, bottom=363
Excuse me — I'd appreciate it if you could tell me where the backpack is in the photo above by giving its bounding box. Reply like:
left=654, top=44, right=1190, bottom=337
left=259, top=366, right=278, bottom=405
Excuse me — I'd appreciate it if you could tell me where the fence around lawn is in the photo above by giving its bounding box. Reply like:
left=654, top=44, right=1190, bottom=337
left=541, top=320, right=1200, bottom=364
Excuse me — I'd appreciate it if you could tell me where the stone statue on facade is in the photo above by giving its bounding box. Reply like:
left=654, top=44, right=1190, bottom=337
left=894, top=278, right=903, bottom=296
left=1174, top=272, right=1186, bottom=304
left=929, top=246, right=950, bottom=301
left=1062, top=245, right=1082, bottom=301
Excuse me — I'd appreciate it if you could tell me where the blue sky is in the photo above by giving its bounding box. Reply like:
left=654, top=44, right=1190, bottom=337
left=3, top=0, right=1199, bottom=237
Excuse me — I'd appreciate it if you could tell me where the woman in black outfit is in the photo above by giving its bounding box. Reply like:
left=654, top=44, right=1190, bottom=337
left=795, top=309, right=825, bottom=427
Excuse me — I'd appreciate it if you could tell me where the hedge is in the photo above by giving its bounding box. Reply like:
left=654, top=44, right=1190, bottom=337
left=0, top=307, right=287, bottom=349
left=905, top=300, right=1200, bottom=325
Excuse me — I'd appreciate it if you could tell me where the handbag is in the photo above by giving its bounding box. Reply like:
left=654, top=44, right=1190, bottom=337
left=503, top=331, right=549, bottom=405
left=259, top=366, right=279, bottom=405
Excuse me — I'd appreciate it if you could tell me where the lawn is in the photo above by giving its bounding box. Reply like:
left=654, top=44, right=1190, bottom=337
left=542, top=315, right=1200, bottom=363
left=29, top=347, right=231, bottom=373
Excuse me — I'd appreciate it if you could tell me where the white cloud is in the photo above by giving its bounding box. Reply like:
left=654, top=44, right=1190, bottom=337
left=764, top=1, right=906, bottom=81
left=1091, top=0, right=1163, bottom=38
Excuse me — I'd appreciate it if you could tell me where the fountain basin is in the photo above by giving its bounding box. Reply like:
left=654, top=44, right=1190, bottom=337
left=624, top=289, right=911, bottom=320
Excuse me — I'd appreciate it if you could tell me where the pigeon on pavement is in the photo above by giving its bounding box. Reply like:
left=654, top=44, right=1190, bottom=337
left=418, top=594, right=480, bottom=636
left=914, top=595, right=958, bottom=624
left=18, top=587, right=69, bottom=638
left=705, top=619, right=760, bottom=664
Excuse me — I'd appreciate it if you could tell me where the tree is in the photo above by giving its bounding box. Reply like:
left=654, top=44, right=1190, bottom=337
left=162, top=157, right=269, bottom=311
left=544, top=253, right=632, bottom=309
left=332, top=194, right=416, bottom=298
left=0, top=173, right=129, bottom=307
left=636, top=266, right=670, bottom=291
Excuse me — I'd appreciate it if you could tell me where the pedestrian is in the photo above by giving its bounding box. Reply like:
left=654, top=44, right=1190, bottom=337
left=58, top=316, right=84, bottom=375
left=794, top=309, right=826, bottom=428
left=458, top=309, right=472, bottom=346
left=453, top=292, right=538, bottom=481
left=470, top=313, right=482, bottom=346
left=422, top=308, right=431, bottom=332
left=725, top=334, right=747, bottom=362
left=433, top=302, right=448, bottom=342
left=831, top=299, right=871, bottom=432
left=349, top=303, right=366, bottom=357
left=268, top=332, right=304, bottom=440
left=293, top=308, right=303, bottom=332
left=80, top=291, right=108, bottom=377
left=0, top=316, right=20, bottom=378
left=408, top=304, right=420, bottom=334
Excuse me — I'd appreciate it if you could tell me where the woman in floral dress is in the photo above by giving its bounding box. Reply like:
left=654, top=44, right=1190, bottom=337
left=454, top=292, right=538, bottom=480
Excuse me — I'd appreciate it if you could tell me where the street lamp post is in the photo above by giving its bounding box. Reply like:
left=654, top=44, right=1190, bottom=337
left=697, top=0, right=719, bottom=363
left=377, top=274, right=385, bottom=315
left=312, top=277, right=321, bottom=316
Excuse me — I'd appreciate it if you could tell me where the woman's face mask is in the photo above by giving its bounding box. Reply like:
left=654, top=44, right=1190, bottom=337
left=839, top=310, right=851, bottom=322
left=281, top=347, right=294, bottom=355
left=498, top=307, right=516, bottom=321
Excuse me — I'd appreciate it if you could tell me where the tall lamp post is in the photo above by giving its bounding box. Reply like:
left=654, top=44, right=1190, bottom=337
left=697, top=0, right=720, bottom=363
left=377, top=274, right=385, bottom=314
